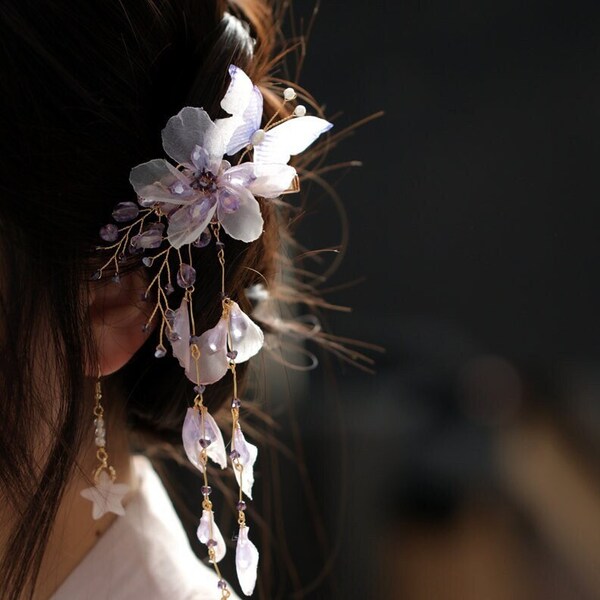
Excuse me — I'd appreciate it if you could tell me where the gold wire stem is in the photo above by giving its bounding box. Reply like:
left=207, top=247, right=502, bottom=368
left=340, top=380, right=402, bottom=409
left=197, top=431, right=229, bottom=598
left=264, top=112, right=295, bottom=132
left=187, top=289, right=197, bottom=336
left=91, top=375, right=118, bottom=483
left=95, top=209, right=154, bottom=276
left=211, top=224, right=226, bottom=296
left=144, top=246, right=173, bottom=297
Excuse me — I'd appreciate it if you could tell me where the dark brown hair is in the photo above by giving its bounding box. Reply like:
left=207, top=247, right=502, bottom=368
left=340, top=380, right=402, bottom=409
left=0, top=1, right=291, bottom=597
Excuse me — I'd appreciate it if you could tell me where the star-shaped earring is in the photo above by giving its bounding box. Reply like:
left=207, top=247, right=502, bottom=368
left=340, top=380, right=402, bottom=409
left=80, top=470, right=130, bottom=520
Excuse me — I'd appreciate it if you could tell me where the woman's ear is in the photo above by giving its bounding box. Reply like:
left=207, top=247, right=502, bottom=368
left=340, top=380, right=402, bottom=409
left=88, top=271, right=153, bottom=376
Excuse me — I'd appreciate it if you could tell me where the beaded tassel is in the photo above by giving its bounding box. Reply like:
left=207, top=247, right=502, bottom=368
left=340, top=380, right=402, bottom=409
left=80, top=375, right=130, bottom=519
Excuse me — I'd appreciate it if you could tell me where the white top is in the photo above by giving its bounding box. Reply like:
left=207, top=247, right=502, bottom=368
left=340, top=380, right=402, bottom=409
left=52, top=455, right=239, bottom=600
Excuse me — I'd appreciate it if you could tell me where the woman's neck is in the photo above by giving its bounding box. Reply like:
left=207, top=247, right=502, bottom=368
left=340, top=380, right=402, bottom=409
left=32, top=425, right=139, bottom=600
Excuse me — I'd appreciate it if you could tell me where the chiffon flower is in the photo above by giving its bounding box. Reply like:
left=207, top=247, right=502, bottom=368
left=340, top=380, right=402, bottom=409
left=129, top=106, right=296, bottom=247
left=170, top=298, right=264, bottom=385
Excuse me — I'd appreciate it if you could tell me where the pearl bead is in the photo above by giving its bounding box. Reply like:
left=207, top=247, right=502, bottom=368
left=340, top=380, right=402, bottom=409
left=250, top=129, right=266, bottom=146
left=283, top=87, right=296, bottom=101
left=293, top=105, right=307, bottom=117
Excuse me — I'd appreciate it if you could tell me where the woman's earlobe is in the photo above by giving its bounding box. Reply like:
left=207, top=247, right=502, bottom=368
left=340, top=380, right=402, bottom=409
left=88, top=271, right=154, bottom=376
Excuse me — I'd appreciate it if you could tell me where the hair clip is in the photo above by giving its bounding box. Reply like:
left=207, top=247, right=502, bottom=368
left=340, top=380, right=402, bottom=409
left=92, top=64, right=332, bottom=597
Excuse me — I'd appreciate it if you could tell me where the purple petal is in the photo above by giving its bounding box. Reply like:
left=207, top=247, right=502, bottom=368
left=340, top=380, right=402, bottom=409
left=167, top=197, right=217, bottom=249
left=170, top=298, right=191, bottom=372
left=236, top=526, right=259, bottom=596
left=194, top=317, right=229, bottom=384
left=182, top=407, right=227, bottom=470
left=129, top=159, right=193, bottom=207
left=217, top=66, right=264, bottom=155
left=197, top=509, right=227, bottom=563
left=216, top=185, right=263, bottom=243
left=190, top=145, right=210, bottom=172
left=228, top=301, right=264, bottom=363
left=162, top=107, right=225, bottom=171
left=232, top=426, right=258, bottom=499
left=223, top=88, right=264, bottom=156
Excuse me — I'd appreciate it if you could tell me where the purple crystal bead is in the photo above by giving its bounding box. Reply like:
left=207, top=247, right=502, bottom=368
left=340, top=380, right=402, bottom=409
left=199, top=438, right=210, bottom=449
left=99, top=223, right=119, bottom=242
left=154, top=345, right=166, bottom=358
left=136, top=229, right=163, bottom=249
left=111, top=274, right=120, bottom=284
left=112, top=201, right=139, bottom=222
left=229, top=449, right=240, bottom=460
left=206, top=538, right=218, bottom=548
left=231, top=398, right=241, bottom=409
left=176, top=263, right=196, bottom=289
left=142, top=256, right=153, bottom=267
left=167, top=331, right=181, bottom=342
left=164, top=309, right=176, bottom=324
left=226, top=350, right=238, bottom=360
left=215, top=240, right=225, bottom=248
left=201, top=485, right=212, bottom=496
left=217, top=580, right=227, bottom=590
left=194, top=384, right=206, bottom=394
left=90, top=270, right=102, bottom=281
left=164, top=282, right=175, bottom=295
left=193, top=228, right=212, bottom=248
left=236, top=500, right=247, bottom=511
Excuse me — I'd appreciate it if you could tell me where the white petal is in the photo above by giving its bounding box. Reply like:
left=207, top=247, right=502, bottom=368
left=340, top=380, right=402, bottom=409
left=217, top=185, right=264, bottom=243
left=222, top=162, right=296, bottom=198
left=228, top=301, right=264, bottom=363
left=254, top=116, right=333, bottom=165
left=167, top=198, right=217, bottom=249
left=129, top=159, right=193, bottom=206
left=197, top=509, right=227, bottom=563
left=233, top=426, right=258, bottom=499
left=217, top=66, right=265, bottom=155
left=236, top=526, right=259, bottom=596
left=248, top=163, right=297, bottom=198
left=170, top=298, right=191, bottom=373
left=194, top=317, right=230, bottom=384
left=162, top=107, right=225, bottom=168
left=223, top=88, right=264, bottom=155
left=220, top=65, right=255, bottom=117
left=182, top=407, right=227, bottom=470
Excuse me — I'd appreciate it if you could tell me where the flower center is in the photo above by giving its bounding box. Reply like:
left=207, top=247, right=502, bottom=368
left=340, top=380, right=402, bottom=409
left=190, top=169, right=218, bottom=193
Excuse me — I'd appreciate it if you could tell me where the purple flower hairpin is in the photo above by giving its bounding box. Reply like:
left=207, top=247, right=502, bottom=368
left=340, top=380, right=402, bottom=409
left=94, top=64, right=332, bottom=598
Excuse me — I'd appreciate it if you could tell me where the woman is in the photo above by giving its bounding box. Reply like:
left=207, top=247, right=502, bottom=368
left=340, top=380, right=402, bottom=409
left=0, top=1, right=333, bottom=598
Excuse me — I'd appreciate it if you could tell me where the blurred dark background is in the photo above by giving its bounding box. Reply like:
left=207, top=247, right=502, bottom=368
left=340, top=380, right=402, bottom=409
left=264, top=1, right=600, bottom=599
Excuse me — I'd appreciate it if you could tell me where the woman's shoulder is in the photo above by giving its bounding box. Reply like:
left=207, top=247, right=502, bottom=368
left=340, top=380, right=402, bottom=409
left=52, top=455, right=239, bottom=600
